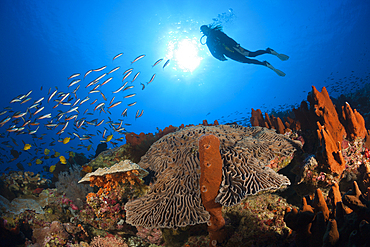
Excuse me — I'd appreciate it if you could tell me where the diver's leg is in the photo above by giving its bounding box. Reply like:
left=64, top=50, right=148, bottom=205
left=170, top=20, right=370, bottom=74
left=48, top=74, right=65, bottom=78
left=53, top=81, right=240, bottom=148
left=229, top=54, right=265, bottom=64
left=233, top=45, right=250, bottom=56
left=238, top=57, right=286, bottom=76
left=234, top=47, right=289, bottom=61
left=247, top=48, right=289, bottom=61
left=248, top=49, right=269, bottom=57
left=242, top=58, right=265, bottom=65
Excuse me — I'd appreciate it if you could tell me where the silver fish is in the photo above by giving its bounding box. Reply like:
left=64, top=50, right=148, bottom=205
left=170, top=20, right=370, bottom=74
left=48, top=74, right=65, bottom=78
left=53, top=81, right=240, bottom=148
left=93, top=66, right=107, bottom=72
left=68, top=73, right=80, bottom=80
left=108, top=101, right=122, bottom=109
left=124, top=93, right=136, bottom=99
left=113, top=53, right=123, bottom=61
left=68, top=79, right=81, bottom=88
left=152, top=58, right=163, bottom=67
left=94, top=102, right=105, bottom=111
left=147, top=73, right=156, bottom=84
left=131, top=54, right=145, bottom=64
left=48, top=89, right=58, bottom=103
left=108, top=66, right=120, bottom=74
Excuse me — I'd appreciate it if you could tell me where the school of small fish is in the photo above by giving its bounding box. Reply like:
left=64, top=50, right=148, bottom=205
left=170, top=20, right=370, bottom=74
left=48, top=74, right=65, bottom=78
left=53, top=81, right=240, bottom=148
left=0, top=53, right=171, bottom=173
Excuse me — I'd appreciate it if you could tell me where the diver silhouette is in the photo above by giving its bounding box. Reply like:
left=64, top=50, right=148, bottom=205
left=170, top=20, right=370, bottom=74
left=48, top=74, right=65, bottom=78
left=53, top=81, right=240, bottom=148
left=200, top=25, right=289, bottom=77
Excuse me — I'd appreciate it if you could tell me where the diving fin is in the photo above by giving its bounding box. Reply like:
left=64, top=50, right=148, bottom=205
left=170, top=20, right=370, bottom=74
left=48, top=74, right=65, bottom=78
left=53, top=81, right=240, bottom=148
left=265, top=61, right=286, bottom=77
left=267, top=48, right=289, bottom=61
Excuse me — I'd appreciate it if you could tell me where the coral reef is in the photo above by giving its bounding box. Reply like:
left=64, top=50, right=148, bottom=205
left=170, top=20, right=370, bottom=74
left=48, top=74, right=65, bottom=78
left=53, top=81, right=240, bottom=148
left=0, top=171, right=50, bottom=199
left=136, top=226, right=163, bottom=245
left=253, top=86, right=370, bottom=194
left=79, top=160, right=148, bottom=231
left=0, top=195, right=45, bottom=215
left=79, top=159, right=148, bottom=184
left=308, top=86, right=347, bottom=144
left=2, top=84, right=370, bottom=246
left=87, top=145, right=134, bottom=170
left=284, top=181, right=370, bottom=247
left=124, top=120, right=220, bottom=164
left=251, top=108, right=290, bottom=134
left=341, top=102, right=367, bottom=140
left=125, top=125, right=299, bottom=239
left=316, top=122, right=346, bottom=175
left=89, top=235, right=127, bottom=247
left=32, top=220, right=81, bottom=247
left=55, top=165, right=92, bottom=209
left=221, top=193, right=293, bottom=247
left=199, top=134, right=225, bottom=247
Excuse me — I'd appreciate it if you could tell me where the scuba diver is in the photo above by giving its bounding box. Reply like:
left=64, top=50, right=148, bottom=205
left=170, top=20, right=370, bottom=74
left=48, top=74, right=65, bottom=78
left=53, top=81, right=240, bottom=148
left=200, top=24, right=289, bottom=77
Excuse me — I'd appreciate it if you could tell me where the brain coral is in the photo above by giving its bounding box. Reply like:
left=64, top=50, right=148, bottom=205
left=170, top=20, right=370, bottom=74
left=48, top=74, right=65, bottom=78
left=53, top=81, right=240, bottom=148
left=125, top=125, right=301, bottom=228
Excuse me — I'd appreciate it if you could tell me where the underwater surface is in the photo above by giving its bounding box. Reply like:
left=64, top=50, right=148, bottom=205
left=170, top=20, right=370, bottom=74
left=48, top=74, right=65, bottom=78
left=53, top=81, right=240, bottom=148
left=1, top=0, right=370, bottom=246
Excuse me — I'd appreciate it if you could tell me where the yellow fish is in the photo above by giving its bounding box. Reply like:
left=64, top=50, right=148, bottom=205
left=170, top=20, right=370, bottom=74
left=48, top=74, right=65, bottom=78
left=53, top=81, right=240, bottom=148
left=44, top=148, right=50, bottom=155
left=54, top=151, right=60, bottom=157
left=23, top=144, right=32, bottom=151
left=87, top=145, right=92, bottom=151
left=49, top=165, right=56, bottom=172
left=69, top=151, right=75, bottom=158
left=60, top=156, right=67, bottom=164
left=106, top=134, right=113, bottom=142
left=36, top=159, right=43, bottom=165
left=62, top=137, right=70, bottom=144
left=28, top=162, right=32, bottom=167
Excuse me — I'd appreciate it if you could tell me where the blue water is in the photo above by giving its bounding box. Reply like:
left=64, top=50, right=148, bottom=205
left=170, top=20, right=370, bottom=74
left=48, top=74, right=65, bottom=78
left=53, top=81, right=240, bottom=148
left=0, top=0, right=369, bottom=174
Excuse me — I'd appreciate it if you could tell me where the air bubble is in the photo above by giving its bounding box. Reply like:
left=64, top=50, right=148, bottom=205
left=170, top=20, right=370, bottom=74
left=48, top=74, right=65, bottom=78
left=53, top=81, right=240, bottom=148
left=211, top=240, right=217, bottom=246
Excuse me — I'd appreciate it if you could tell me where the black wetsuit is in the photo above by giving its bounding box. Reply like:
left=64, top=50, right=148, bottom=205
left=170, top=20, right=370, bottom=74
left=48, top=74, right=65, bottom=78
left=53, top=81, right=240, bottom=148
left=205, top=29, right=267, bottom=65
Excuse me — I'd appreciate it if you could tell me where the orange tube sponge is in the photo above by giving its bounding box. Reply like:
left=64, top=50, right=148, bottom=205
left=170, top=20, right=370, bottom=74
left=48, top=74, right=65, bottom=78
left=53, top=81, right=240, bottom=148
left=199, top=134, right=225, bottom=247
